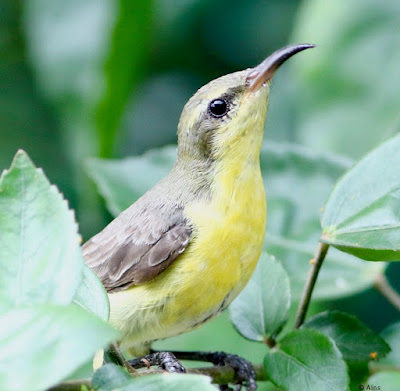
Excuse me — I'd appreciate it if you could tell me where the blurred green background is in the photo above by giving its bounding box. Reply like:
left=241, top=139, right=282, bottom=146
left=1, top=0, right=399, bottom=385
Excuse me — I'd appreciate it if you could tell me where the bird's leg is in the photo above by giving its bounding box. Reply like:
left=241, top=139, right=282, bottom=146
left=107, top=343, right=137, bottom=375
left=128, top=351, right=186, bottom=373
left=156, top=350, right=257, bottom=391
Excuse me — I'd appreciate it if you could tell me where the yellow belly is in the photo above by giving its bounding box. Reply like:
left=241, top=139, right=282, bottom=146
left=109, top=158, right=266, bottom=351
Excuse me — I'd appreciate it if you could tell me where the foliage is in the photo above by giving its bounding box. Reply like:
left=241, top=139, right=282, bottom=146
left=1, top=0, right=400, bottom=390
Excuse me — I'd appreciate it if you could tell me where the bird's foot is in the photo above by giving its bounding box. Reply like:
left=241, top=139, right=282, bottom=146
left=128, top=351, right=186, bottom=373
left=163, top=350, right=257, bottom=390
left=209, top=352, right=257, bottom=391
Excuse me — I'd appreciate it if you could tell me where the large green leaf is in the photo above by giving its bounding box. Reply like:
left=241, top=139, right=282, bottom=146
left=92, top=363, right=218, bottom=391
left=0, top=150, right=82, bottom=308
left=321, top=134, right=400, bottom=262
left=291, top=0, right=400, bottom=159
left=264, top=329, right=348, bottom=391
left=0, top=304, right=117, bottom=391
left=86, top=142, right=386, bottom=300
left=230, top=253, right=291, bottom=341
left=92, top=363, right=131, bottom=390
left=303, top=311, right=390, bottom=363
left=73, top=265, right=110, bottom=321
left=379, top=321, right=400, bottom=366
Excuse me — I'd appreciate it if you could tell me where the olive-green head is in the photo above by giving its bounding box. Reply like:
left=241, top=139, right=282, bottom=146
left=177, top=44, right=315, bottom=162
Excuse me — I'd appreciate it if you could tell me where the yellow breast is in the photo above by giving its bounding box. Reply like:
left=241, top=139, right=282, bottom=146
left=109, top=153, right=266, bottom=350
left=181, top=156, right=266, bottom=319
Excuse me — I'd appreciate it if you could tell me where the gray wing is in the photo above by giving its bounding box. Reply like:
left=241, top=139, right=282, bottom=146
left=82, top=198, right=192, bottom=293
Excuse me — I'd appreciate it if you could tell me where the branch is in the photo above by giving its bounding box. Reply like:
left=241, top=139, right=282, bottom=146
left=47, top=379, right=91, bottom=391
left=294, top=242, right=330, bottom=328
left=47, top=364, right=267, bottom=391
left=374, top=272, right=400, bottom=312
left=138, top=364, right=267, bottom=383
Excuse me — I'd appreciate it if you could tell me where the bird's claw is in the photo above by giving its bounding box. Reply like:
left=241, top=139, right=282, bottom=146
left=211, top=352, right=257, bottom=391
left=128, top=351, right=186, bottom=373
left=157, top=351, right=186, bottom=373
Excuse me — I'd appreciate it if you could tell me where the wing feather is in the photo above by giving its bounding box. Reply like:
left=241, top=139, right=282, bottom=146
left=83, top=197, right=192, bottom=293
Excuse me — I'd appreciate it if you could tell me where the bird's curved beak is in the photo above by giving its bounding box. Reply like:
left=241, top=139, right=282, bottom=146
left=246, top=43, right=315, bottom=92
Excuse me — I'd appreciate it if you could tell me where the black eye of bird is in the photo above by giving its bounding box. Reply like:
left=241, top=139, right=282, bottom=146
left=208, top=99, right=229, bottom=118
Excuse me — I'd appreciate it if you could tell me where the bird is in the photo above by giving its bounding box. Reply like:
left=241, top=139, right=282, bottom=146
left=83, top=43, right=314, bottom=388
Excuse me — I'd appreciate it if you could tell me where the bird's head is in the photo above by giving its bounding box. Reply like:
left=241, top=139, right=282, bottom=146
left=177, top=44, right=315, bottom=163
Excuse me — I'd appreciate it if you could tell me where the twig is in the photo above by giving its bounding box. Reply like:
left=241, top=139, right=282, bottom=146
left=47, top=364, right=267, bottom=391
left=374, top=272, right=400, bottom=312
left=47, top=379, right=91, bottom=391
left=294, top=242, right=330, bottom=328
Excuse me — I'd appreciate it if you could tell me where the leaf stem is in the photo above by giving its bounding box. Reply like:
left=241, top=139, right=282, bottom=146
left=369, top=363, right=400, bottom=374
left=46, top=365, right=268, bottom=390
left=294, top=242, right=330, bottom=328
left=265, top=336, right=277, bottom=348
left=373, top=272, right=400, bottom=312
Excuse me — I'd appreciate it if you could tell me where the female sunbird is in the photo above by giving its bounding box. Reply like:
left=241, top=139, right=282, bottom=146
left=83, top=44, right=314, bottom=385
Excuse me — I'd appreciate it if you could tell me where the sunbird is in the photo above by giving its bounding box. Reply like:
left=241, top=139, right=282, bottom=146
left=83, top=43, right=314, bottom=388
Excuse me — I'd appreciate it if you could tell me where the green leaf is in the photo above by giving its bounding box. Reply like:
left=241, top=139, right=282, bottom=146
left=379, top=321, right=400, bottom=366
left=0, top=150, right=82, bottom=308
left=73, top=265, right=110, bottom=321
left=0, top=304, right=118, bottom=391
left=86, top=145, right=176, bottom=216
left=321, top=134, right=400, bottom=262
left=365, top=371, right=400, bottom=390
left=264, top=329, right=349, bottom=391
left=230, top=253, right=291, bottom=341
left=92, top=363, right=218, bottom=391
left=260, top=142, right=386, bottom=300
left=291, top=0, right=400, bottom=159
left=303, top=311, right=390, bottom=363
